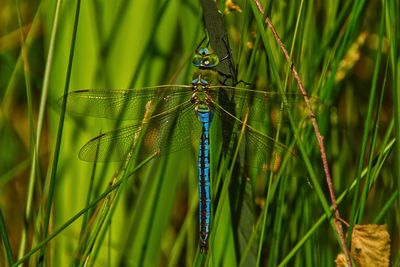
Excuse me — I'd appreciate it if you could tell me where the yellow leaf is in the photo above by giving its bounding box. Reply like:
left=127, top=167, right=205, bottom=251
left=351, top=224, right=391, bottom=267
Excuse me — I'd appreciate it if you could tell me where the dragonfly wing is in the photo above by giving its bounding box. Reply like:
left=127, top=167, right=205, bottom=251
left=208, top=85, right=311, bottom=123
left=243, top=126, right=293, bottom=171
left=79, top=100, right=200, bottom=162
left=209, top=85, right=302, bottom=103
left=210, top=95, right=296, bottom=170
left=62, top=86, right=193, bottom=120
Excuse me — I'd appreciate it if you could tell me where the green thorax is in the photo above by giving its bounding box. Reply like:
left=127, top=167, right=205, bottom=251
left=191, top=47, right=220, bottom=113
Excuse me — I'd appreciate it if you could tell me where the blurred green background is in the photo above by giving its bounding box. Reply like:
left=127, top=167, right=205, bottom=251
left=0, top=0, right=398, bottom=266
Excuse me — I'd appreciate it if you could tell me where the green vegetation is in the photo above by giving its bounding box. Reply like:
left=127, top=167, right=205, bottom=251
left=0, top=0, right=398, bottom=266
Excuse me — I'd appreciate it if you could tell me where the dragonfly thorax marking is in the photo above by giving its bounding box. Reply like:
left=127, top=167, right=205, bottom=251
left=191, top=74, right=214, bottom=114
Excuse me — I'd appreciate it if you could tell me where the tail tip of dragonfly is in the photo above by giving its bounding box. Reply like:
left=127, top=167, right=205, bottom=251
left=199, top=239, right=209, bottom=254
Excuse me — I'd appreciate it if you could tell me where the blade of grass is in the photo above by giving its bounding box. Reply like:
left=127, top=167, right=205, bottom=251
left=17, top=0, right=62, bottom=260
left=168, top=192, right=198, bottom=267
left=278, top=138, right=395, bottom=266
left=14, top=0, right=35, bottom=260
left=358, top=32, right=388, bottom=222
left=74, top=137, right=101, bottom=265
left=13, top=152, right=156, bottom=266
left=251, top=1, right=351, bottom=264
left=349, top=0, right=385, bottom=238
left=265, top=1, right=305, bottom=265
left=386, top=0, right=400, bottom=206
left=0, top=209, right=14, bottom=266
left=39, top=0, right=82, bottom=264
left=373, top=190, right=399, bottom=224
left=14, top=0, right=34, bottom=149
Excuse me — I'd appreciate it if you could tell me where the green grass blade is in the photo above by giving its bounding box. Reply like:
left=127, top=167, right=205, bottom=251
left=387, top=0, right=400, bottom=206
left=0, top=209, right=14, bottom=266
left=39, top=0, right=82, bottom=264
left=348, top=0, right=385, bottom=236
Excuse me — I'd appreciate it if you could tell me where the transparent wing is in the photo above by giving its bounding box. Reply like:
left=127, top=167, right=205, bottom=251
left=209, top=107, right=291, bottom=170
left=209, top=87, right=303, bottom=170
left=62, top=86, right=193, bottom=120
left=209, top=85, right=305, bottom=121
left=78, top=100, right=201, bottom=162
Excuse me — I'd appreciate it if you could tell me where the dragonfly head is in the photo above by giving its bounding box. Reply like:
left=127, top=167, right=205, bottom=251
left=193, top=47, right=219, bottom=69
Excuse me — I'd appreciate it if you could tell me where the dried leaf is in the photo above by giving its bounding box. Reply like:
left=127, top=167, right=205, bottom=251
left=335, top=253, right=349, bottom=267
left=335, top=224, right=391, bottom=267
left=351, top=224, right=391, bottom=267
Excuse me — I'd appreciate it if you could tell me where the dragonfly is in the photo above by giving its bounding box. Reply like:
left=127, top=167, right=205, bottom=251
left=63, top=47, right=300, bottom=253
